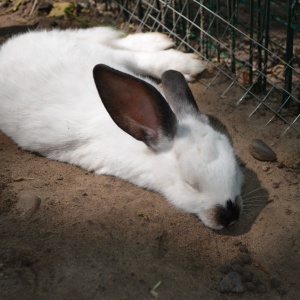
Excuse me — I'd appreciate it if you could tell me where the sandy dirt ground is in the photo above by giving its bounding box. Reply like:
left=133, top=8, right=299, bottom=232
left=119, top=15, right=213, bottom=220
left=0, top=1, right=299, bottom=299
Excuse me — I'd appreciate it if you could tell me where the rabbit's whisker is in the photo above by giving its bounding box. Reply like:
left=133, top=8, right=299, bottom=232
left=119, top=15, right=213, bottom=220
left=244, top=195, right=267, bottom=201
left=243, top=200, right=264, bottom=204
left=242, top=208, right=260, bottom=213
left=242, top=205, right=262, bottom=209
left=242, top=187, right=264, bottom=197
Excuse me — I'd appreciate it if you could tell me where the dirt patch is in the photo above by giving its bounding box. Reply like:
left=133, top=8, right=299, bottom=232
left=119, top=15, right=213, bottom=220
left=0, top=1, right=299, bottom=299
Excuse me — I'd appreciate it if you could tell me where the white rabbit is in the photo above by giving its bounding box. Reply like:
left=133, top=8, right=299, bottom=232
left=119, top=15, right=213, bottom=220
left=0, top=27, right=243, bottom=230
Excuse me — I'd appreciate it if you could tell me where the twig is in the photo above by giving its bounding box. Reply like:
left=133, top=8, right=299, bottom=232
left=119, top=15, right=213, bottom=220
left=29, top=0, right=38, bottom=17
left=150, top=281, right=162, bottom=298
left=0, top=0, right=22, bottom=16
left=64, top=6, right=97, bottom=26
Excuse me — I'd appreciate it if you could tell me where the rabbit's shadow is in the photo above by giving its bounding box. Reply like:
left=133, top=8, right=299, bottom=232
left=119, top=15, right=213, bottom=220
left=216, top=161, right=269, bottom=236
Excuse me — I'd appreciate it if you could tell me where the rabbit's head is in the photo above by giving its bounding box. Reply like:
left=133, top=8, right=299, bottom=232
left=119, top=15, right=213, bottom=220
left=93, top=65, right=243, bottom=230
left=172, top=117, right=244, bottom=229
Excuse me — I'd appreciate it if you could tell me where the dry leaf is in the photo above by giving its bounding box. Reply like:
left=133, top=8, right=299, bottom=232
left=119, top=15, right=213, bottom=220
left=137, top=212, right=150, bottom=221
left=13, top=177, right=34, bottom=182
left=48, top=2, right=71, bottom=17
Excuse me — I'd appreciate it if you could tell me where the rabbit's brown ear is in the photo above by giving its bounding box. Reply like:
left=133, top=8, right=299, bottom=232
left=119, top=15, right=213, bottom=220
left=93, top=64, right=177, bottom=152
left=161, top=70, right=200, bottom=119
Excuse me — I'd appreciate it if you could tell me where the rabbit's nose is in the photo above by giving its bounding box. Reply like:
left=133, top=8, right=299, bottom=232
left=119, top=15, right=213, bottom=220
left=214, top=199, right=241, bottom=228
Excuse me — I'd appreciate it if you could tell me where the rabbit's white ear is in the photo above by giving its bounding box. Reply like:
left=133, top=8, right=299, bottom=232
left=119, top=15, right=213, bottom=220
left=93, top=64, right=177, bottom=151
left=161, top=70, right=200, bottom=119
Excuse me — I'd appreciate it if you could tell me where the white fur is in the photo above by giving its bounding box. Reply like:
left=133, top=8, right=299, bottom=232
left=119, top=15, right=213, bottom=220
left=0, top=27, right=242, bottom=229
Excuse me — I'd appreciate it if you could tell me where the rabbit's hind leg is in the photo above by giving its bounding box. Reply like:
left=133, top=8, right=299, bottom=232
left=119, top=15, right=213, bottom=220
left=64, top=28, right=174, bottom=52
left=127, top=49, right=206, bottom=81
left=112, top=32, right=174, bottom=52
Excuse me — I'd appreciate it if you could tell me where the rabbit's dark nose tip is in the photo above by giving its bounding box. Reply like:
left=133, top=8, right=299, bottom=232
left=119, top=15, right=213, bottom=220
left=215, top=199, right=241, bottom=228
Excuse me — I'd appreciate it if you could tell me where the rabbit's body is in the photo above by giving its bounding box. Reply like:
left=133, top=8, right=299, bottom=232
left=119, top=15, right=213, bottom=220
left=0, top=27, right=243, bottom=229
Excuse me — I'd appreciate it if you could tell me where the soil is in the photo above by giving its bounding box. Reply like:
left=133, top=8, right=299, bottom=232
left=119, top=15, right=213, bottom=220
left=0, top=1, right=299, bottom=299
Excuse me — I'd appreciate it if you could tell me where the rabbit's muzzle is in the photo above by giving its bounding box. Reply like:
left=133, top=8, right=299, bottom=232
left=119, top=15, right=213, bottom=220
left=214, top=196, right=242, bottom=229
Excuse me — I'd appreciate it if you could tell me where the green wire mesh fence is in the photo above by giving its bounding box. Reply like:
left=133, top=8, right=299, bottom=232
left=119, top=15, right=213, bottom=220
left=97, top=0, right=300, bottom=134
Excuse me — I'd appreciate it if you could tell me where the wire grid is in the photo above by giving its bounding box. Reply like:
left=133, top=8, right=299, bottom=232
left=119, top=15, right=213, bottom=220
left=98, top=0, right=300, bottom=134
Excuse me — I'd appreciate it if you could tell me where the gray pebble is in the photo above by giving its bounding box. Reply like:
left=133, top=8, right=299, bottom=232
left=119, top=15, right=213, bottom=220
left=270, top=277, right=281, bottom=288
left=240, top=253, right=252, bottom=265
left=219, top=272, right=245, bottom=293
left=219, top=264, right=231, bottom=274
left=231, top=264, right=243, bottom=274
left=257, top=284, right=267, bottom=293
left=251, top=274, right=261, bottom=285
left=238, top=245, right=249, bottom=253
left=16, top=191, right=41, bottom=218
left=277, top=286, right=287, bottom=295
left=248, top=139, right=277, bottom=161
left=231, top=258, right=244, bottom=267
left=241, top=270, right=253, bottom=282
left=245, top=282, right=256, bottom=291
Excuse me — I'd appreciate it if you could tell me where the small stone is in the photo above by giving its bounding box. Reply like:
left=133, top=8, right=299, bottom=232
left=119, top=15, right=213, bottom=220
left=37, top=2, right=53, bottom=13
left=219, top=264, right=231, bottom=274
left=285, top=208, right=292, bottom=215
left=23, top=8, right=31, bottom=15
left=277, top=286, right=287, bottom=295
left=245, top=282, right=256, bottom=291
left=240, top=253, right=252, bottom=265
left=257, top=284, right=267, bottom=293
left=238, top=245, right=249, bottom=253
left=219, top=272, right=245, bottom=293
left=262, top=165, right=270, bottom=171
left=231, top=264, right=243, bottom=274
left=248, top=139, right=277, bottom=162
left=285, top=173, right=299, bottom=185
left=241, top=270, right=253, bottom=282
left=37, top=19, right=59, bottom=29
left=231, top=258, right=244, bottom=267
left=270, top=277, right=281, bottom=288
left=251, top=274, right=261, bottom=285
left=272, top=182, right=280, bottom=189
left=233, top=240, right=242, bottom=246
left=16, top=191, right=41, bottom=218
